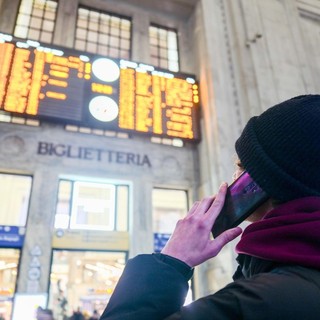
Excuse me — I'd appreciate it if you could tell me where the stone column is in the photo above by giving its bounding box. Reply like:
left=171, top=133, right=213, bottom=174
left=190, top=0, right=245, bottom=297
left=0, top=0, right=20, bottom=33
left=54, top=0, right=79, bottom=48
left=16, top=168, right=58, bottom=293
left=128, top=177, right=154, bottom=258
left=283, top=0, right=317, bottom=93
left=131, top=12, right=150, bottom=63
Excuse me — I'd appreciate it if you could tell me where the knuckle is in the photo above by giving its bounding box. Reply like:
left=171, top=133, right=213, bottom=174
left=187, top=215, right=197, bottom=223
left=197, top=219, right=207, bottom=230
left=213, top=197, right=224, bottom=207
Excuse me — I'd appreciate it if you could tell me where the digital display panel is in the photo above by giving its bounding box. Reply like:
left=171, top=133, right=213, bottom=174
left=0, top=34, right=200, bottom=141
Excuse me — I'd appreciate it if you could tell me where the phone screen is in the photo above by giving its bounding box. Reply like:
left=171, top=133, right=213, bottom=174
left=212, top=171, right=269, bottom=238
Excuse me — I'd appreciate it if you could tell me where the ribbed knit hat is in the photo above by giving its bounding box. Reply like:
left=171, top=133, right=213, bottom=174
left=235, top=95, right=320, bottom=202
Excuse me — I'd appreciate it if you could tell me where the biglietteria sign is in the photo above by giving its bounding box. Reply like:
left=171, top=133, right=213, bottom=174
left=37, top=141, right=151, bottom=167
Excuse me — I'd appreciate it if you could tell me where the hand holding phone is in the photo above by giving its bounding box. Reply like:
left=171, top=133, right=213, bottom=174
left=212, top=171, right=269, bottom=238
left=161, top=183, right=242, bottom=267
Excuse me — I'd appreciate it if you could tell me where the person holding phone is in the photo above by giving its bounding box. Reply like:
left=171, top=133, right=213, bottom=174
left=100, top=95, right=320, bottom=320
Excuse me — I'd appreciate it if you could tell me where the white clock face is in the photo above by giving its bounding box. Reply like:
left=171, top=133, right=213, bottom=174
left=89, top=96, right=119, bottom=122
left=92, top=58, right=120, bottom=82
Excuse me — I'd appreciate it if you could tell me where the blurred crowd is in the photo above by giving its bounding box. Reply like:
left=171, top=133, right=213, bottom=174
left=36, top=307, right=100, bottom=320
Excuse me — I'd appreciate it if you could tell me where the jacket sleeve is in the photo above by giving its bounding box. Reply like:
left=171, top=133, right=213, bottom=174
left=99, top=254, right=193, bottom=320
left=99, top=254, right=251, bottom=320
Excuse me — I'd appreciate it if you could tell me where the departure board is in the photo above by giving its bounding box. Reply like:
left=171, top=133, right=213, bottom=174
left=0, top=34, right=200, bottom=141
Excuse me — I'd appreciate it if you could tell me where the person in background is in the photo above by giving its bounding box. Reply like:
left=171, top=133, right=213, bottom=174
left=99, top=95, right=320, bottom=319
left=68, top=308, right=84, bottom=320
left=88, top=310, right=99, bottom=320
left=36, top=307, right=54, bottom=320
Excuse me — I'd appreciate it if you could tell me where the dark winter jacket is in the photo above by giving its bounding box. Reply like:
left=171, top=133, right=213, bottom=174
left=100, top=197, right=320, bottom=320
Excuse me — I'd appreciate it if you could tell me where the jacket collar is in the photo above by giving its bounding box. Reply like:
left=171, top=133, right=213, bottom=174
left=233, top=254, right=284, bottom=280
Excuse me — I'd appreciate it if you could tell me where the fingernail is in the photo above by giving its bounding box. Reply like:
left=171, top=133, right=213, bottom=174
left=220, top=182, right=227, bottom=188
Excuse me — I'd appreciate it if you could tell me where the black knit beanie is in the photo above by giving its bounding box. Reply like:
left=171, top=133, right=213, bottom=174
left=235, top=95, right=320, bottom=202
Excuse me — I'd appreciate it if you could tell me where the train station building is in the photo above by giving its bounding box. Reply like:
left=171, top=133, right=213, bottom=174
left=0, top=0, right=319, bottom=318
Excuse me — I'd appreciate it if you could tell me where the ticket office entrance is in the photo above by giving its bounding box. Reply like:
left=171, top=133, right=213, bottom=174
left=49, top=176, right=131, bottom=319
left=48, top=249, right=127, bottom=319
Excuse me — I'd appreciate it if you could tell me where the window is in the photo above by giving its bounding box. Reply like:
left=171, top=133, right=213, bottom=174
left=149, top=25, right=179, bottom=72
left=54, top=179, right=129, bottom=231
left=0, top=173, right=32, bottom=226
left=152, top=188, right=193, bottom=304
left=152, top=188, right=188, bottom=251
left=75, top=7, right=131, bottom=59
left=14, top=0, right=58, bottom=43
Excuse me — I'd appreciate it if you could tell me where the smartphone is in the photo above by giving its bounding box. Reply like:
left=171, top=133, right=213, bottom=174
left=212, top=171, right=269, bottom=238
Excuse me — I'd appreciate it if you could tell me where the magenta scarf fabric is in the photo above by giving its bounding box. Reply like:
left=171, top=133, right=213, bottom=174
left=236, top=197, right=320, bottom=269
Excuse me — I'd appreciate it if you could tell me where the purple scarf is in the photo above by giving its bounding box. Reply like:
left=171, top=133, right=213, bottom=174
left=236, top=197, right=320, bottom=269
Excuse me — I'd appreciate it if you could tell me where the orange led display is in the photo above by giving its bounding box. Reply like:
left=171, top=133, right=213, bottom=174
left=0, top=35, right=200, bottom=141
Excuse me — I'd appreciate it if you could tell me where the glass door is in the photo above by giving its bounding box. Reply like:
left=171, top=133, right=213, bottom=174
left=48, top=250, right=126, bottom=320
left=0, top=248, right=20, bottom=320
